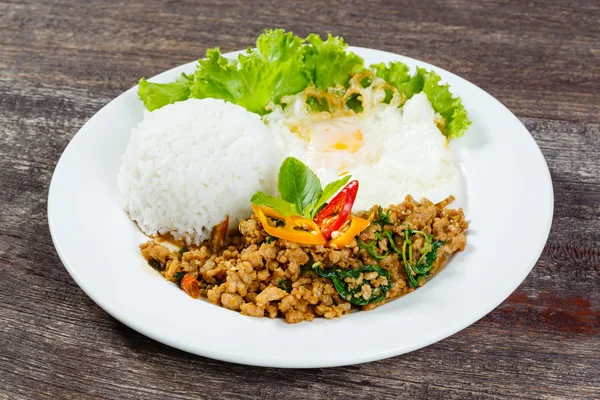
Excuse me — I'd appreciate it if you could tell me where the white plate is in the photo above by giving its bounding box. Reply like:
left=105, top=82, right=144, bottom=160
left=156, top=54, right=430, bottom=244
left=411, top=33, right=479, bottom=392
left=48, top=47, right=553, bottom=368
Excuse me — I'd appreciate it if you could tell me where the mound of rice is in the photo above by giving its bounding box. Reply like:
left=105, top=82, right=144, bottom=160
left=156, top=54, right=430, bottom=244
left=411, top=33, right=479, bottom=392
left=117, top=98, right=279, bottom=245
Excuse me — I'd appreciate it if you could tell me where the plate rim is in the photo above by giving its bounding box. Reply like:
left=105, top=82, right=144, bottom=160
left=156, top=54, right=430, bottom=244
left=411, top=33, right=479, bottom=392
left=48, top=46, right=554, bottom=368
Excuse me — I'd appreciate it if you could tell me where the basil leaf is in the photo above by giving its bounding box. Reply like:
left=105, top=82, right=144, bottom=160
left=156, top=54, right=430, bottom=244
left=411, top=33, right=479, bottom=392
left=250, top=191, right=298, bottom=217
left=310, top=175, right=351, bottom=218
left=313, top=263, right=392, bottom=306
left=278, top=157, right=322, bottom=218
left=401, top=229, right=445, bottom=288
left=413, top=240, right=443, bottom=275
left=357, top=238, right=389, bottom=261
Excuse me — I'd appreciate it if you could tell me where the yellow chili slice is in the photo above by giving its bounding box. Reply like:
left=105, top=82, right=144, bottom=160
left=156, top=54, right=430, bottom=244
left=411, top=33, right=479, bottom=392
left=252, top=205, right=327, bottom=245
left=328, top=216, right=370, bottom=248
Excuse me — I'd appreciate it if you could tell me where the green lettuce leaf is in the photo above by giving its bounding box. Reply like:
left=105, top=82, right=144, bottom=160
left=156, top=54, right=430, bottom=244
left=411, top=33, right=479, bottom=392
left=304, top=33, right=364, bottom=89
left=371, top=62, right=471, bottom=138
left=137, top=73, right=193, bottom=111
left=371, top=62, right=423, bottom=99
left=135, top=31, right=470, bottom=139
left=420, top=68, right=471, bottom=138
left=190, top=29, right=310, bottom=115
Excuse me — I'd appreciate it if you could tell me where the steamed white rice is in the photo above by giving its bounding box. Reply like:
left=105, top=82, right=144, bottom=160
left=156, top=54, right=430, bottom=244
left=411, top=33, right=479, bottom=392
left=117, top=98, right=278, bottom=245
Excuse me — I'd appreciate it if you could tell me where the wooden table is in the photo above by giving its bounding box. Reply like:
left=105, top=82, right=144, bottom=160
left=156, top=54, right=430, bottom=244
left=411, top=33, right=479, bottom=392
left=1, top=1, right=598, bottom=398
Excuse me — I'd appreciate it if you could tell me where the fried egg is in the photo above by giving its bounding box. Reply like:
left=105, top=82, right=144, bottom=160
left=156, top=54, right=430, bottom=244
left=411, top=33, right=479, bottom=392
left=265, top=92, right=464, bottom=210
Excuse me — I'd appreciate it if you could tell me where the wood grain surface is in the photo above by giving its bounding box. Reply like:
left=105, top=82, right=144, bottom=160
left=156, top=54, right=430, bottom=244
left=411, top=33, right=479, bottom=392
left=1, top=0, right=599, bottom=399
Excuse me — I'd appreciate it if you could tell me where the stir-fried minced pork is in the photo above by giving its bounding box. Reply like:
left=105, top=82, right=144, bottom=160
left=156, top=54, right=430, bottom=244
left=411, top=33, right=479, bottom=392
left=140, top=195, right=468, bottom=323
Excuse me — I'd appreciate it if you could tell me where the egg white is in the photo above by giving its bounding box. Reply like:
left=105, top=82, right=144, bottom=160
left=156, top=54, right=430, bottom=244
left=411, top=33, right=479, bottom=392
left=265, top=92, right=464, bottom=210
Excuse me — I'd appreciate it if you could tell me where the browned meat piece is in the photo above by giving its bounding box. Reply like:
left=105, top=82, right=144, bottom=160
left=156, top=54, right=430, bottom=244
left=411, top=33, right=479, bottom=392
left=140, top=196, right=468, bottom=323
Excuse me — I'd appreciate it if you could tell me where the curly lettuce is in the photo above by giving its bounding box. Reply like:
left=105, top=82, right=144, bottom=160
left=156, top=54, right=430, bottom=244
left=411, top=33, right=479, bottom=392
left=191, top=29, right=310, bottom=115
left=420, top=69, right=471, bottom=139
left=371, top=62, right=423, bottom=99
left=135, top=30, right=471, bottom=139
left=372, top=62, right=471, bottom=138
left=138, top=73, right=193, bottom=111
left=304, top=33, right=364, bottom=90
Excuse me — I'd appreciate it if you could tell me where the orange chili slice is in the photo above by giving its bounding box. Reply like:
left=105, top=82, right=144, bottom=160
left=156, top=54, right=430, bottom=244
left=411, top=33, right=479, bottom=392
left=328, top=216, right=370, bottom=249
left=252, top=204, right=326, bottom=245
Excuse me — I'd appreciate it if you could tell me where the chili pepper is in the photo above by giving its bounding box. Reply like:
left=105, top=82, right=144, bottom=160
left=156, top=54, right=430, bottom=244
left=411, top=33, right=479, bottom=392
left=328, top=216, right=370, bottom=248
left=312, top=263, right=392, bottom=306
left=180, top=275, right=201, bottom=299
left=252, top=204, right=326, bottom=245
left=314, top=180, right=359, bottom=240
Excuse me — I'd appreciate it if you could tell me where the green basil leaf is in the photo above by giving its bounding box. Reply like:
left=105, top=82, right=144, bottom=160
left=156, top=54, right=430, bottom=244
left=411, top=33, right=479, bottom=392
left=312, top=263, right=392, bottom=306
left=277, top=157, right=322, bottom=218
left=250, top=191, right=298, bottom=217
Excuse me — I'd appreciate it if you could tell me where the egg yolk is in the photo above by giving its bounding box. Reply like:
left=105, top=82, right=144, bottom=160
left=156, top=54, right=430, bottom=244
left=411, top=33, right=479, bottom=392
left=285, top=115, right=383, bottom=176
left=326, top=131, right=363, bottom=153
left=305, top=118, right=366, bottom=154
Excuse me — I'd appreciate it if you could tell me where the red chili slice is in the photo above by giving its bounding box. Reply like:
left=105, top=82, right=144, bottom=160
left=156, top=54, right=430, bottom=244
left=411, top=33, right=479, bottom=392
left=181, top=275, right=201, bottom=299
left=314, top=180, right=359, bottom=240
